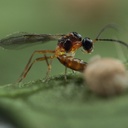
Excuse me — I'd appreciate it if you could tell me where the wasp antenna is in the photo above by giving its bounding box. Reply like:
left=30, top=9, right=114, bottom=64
left=96, top=24, right=119, bottom=39
left=95, top=38, right=128, bottom=48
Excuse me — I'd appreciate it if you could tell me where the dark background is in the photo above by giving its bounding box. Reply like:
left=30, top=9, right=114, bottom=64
left=0, top=0, right=128, bottom=84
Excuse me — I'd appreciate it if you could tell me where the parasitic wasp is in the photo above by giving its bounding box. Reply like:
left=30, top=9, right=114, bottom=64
left=0, top=24, right=128, bottom=82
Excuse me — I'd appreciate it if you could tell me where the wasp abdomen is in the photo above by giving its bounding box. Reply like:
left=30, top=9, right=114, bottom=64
left=57, top=55, right=87, bottom=72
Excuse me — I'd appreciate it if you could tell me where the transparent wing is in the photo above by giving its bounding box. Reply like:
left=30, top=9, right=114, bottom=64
left=0, top=32, right=64, bottom=49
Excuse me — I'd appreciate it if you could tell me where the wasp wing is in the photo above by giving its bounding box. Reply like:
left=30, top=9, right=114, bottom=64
left=0, top=32, right=64, bottom=49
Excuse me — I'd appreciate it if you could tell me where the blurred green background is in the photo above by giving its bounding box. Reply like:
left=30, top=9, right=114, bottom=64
left=0, top=0, right=128, bottom=84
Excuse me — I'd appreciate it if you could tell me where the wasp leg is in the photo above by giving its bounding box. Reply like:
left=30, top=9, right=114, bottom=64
left=43, top=54, right=53, bottom=80
left=64, top=68, right=76, bottom=81
left=17, top=55, right=55, bottom=83
left=64, top=67, right=67, bottom=81
left=19, top=50, right=55, bottom=78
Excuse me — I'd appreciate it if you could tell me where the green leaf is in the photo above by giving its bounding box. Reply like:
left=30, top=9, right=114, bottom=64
left=0, top=74, right=128, bottom=128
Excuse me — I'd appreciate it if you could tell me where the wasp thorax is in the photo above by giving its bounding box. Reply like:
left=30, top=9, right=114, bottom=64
left=58, top=32, right=83, bottom=52
left=63, top=39, right=72, bottom=52
left=71, top=32, right=82, bottom=41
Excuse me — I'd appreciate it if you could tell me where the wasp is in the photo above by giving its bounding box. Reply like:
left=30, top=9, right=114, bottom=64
left=0, top=24, right=128, bottom=82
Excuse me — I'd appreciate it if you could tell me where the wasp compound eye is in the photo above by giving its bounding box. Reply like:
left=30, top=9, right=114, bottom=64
left=82, top=38, right=93, bottom=53
left=72, top=32, right=82, bottom=41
